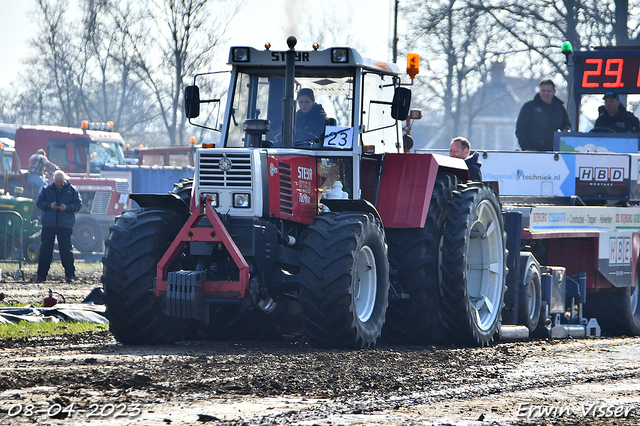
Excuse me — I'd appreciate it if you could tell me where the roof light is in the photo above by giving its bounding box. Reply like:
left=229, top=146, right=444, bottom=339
left=406, top=53, right=420, bottom=79
left=189, top=136, right=197, bottom=144
left=363, top=145, right=375, bottom=154
left=202, top=142, right=215, bottom=148
left=265, top=42, right=271, bottom=50
left=232, top=47, right=250, bottom=62
left=331, top=48, right=349, bottom=63
left=313, top=42, right=319, bottom=51
left=80, top=120, right=114, bottom=131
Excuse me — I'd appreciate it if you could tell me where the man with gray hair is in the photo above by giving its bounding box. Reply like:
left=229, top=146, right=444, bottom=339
left=35, top=170, right=82, bottom=283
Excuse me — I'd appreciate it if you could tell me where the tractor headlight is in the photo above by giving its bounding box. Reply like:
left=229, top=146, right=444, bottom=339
left=209, top=193, right=219, bottom=207
left=232, top=48, right=250, bottom=62
left=331, top=48, right=349, bottom=63
left=233, top=193, right=251, bottom=208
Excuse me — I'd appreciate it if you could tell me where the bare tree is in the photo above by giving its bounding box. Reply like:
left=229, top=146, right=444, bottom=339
left=29, top=0, right=83, bottom=126
left=80, top=0, right=158, bottom=137
left=131, top=0, right=239, bottom=145
left=403, top=0, right=503, bottom=144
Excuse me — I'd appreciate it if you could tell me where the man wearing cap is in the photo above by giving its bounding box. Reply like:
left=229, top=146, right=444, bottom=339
left=516, top=79, right=571, bottom=151
left=593, top=92, right=640, bottom=133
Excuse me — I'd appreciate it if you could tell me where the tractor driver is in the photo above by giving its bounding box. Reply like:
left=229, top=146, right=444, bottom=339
left=295, top=88, right=327, bottom=148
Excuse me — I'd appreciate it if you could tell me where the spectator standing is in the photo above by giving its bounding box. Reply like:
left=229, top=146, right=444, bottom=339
left=35, top=170, right=82, bottom=283
left=27, top=149, right=58, bottom=199
left=515, top=79, right=571, bottom=151
left=449, top=136, right=482, bottom=181
left=593, top=92, right=640, bottom=133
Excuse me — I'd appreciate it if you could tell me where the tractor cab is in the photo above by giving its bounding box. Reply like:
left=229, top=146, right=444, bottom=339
left=185, top=38, right=412, bottom=216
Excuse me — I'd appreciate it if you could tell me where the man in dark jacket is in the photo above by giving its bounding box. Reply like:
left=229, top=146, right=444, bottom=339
left=593, top=92, right=640, bottom=133
left=36, top=171, right=82, bottom=282
left=449, top=136, right=482, bottom=181
left=295, top=88, right=327, bottom=147
left=516, top=79, right=571, bottom=151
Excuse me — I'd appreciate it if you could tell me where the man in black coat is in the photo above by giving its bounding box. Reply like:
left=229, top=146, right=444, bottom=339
left=449, top=136, right=482, bottom=182
left=593, top=92, right=640, bottom=133
left=516, top=79, right=571, bottom=151
left=35, top=171, right=82, bottom=282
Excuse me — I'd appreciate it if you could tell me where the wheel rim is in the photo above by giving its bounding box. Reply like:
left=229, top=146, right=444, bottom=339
left=467, top=199, right=504, bottom=331
left=354, top=245, right=377, bottom=323
left=74, top=221, right=100, bottom=252
left=526, top=266, right=540, bottom=322
left=27, top=245, right=39, bottom=263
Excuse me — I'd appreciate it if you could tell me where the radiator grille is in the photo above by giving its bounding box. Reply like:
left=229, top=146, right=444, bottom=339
left=115, top=180, right=131, bottom=194
left=278, top=162, right=292, bottom=215
left=91, top=192, right=111, bottom=215
left=199, top=152, right=252, bottom=188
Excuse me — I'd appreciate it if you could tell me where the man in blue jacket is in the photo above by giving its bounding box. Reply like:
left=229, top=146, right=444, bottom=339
left=36, top=171, right=82, bottom=282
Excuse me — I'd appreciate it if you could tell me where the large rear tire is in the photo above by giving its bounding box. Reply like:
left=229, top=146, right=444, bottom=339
left=101, top=208, right=188, bottom=345
left=518, top=253, right=543, bottom=332
left=299, top=212, right=390, bottom=348
left=440, top=183, right=507, bottom=346
left=383, top=172, right=458, bottom=344
left=172, top=177, right=193, bottom=206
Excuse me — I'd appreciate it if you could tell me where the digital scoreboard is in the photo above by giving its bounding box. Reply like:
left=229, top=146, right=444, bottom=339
left=574, top=48, right=640, bottom=95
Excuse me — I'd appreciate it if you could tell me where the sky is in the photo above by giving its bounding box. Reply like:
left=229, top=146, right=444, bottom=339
left=0, top=0, right=395, bottom=91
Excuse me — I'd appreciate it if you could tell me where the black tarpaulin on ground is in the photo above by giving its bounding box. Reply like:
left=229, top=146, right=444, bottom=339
left=0, top=304, right=108, bottom=325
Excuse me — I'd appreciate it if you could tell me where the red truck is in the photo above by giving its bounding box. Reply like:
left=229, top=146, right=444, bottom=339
left=12, top=123, right=130, bottom=254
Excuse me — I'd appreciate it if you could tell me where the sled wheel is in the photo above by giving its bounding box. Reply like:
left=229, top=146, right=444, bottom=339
left=518, top=253, right=543, bottom=332
left=299, top=212, right=390, bottom=348
left=440, top=183, right=507, bottom=346
left=101, top=208, right=189, bottom=345
left=383, top=172, right=458, bottom=344
left=72, top=217, right=103, bottom=253
left=586, top=284, right=640, bottom=336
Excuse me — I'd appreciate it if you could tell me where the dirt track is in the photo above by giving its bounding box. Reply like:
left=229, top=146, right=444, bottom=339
left=0, top=269, right=639, bottom=425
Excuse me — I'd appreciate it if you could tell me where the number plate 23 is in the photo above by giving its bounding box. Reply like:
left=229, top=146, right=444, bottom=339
left=323, top=126, right=353, bottom=149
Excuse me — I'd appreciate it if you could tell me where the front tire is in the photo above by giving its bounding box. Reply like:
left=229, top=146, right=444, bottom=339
left=101, top=208, right=188, bottom=345
left=299, top=212, right=390, bottom=348
left=440, top=183, right=507, bottom=346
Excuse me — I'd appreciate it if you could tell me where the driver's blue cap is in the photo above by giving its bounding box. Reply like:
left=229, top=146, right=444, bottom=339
left=603, top=92, right=619, bottom=100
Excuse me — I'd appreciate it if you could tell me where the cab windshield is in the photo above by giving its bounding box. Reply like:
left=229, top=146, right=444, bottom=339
left=226, top=72, right=354, bottom=148
left=88, top=141, right=125, bottom=172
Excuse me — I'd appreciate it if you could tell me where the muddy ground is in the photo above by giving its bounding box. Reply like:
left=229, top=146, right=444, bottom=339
left=0, top=264, right=639, bottom=426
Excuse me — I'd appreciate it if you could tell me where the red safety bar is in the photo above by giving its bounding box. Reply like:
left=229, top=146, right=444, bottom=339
left=155, top=194, right=251, bottom=298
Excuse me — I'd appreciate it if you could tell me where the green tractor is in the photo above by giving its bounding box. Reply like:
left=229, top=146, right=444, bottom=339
left=0, top=140, right=41, bottom=264
left=0, top=189, right=41, bottom=263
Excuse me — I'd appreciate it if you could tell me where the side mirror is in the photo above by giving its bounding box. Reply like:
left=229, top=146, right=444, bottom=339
left=185, top=85, right=201, bottom=118
left=391, top=87, right=411, bottom=121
